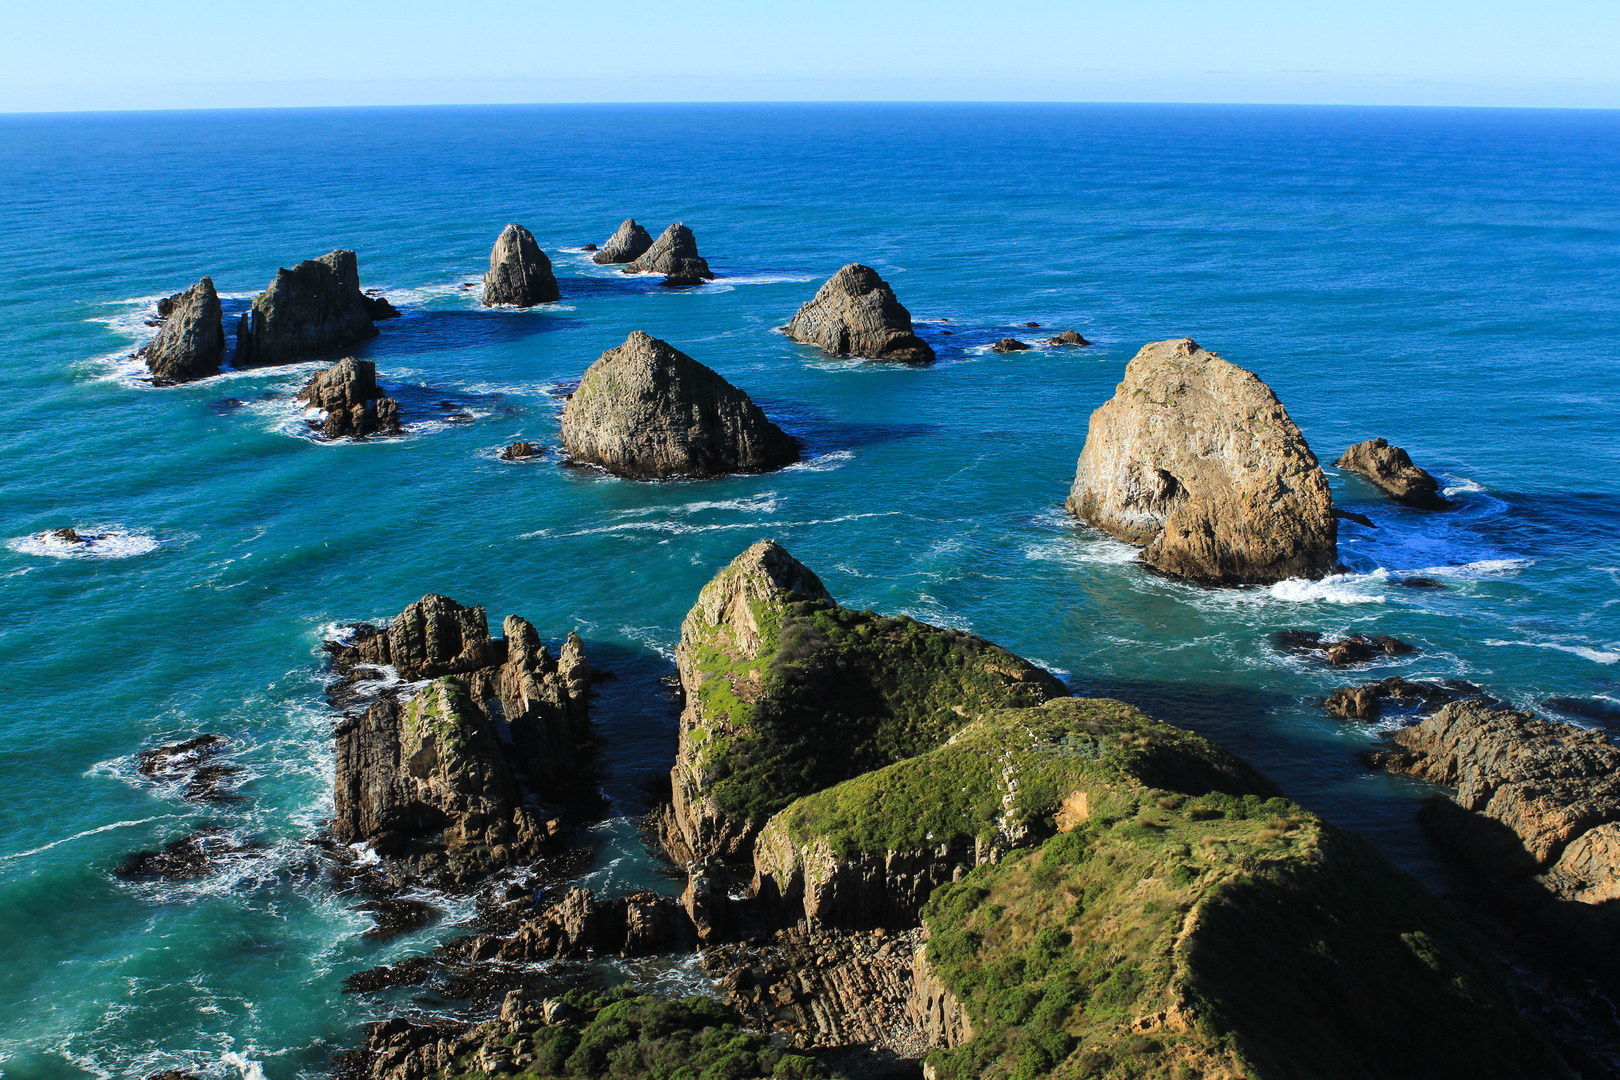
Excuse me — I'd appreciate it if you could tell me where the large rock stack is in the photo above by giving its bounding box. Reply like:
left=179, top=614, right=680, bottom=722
left=234, top=249, right=395, bottom=366
left=591, top=218, right=654, bottom=265
left=784, top=264, right=934, bottom=363
left=482, top=224, right=560, bottom=306
left=142, top=277, right=226, bottom=384
left=622, top=223, right=713, bottom=285
left=1066, top=337, right=1338, bottom=584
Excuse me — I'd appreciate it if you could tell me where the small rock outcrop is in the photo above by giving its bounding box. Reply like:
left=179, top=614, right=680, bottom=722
left=1066, top=337, right=1338, bottom=584
left=481, top=224, right=559, bottom=307
left=622, top=222, right=713, bottom=285
left=233, top=250, right=391, bottom=367
left=296, top=357, right=402, bottom=439
left=990, top=337, right=1030, bottom=353
left=138, top=734, right=240, bottom=802
left=1337, top=438, right=1447, bottom=509
left=783, top=264, right=934, bottom=363
left=591, top=218, right=654, bottom=265
left=1044, top=330, right=1091, bottom=346
left=499, top=441, right=541, bottom=461
left=329, top=594, right=590, bottom=882
left=1274, top=629, right=1415, bottom=667
left=142, top=277, right=225, bottom=384
left=1324, top=675, right=1483, bottom=721
left=558, top=331, right=799, bottom=479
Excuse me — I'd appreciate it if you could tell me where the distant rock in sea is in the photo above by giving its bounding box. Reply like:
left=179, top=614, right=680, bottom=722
left=481, top=224, right=560, bottom=307
left=295, top=357, right=402, bottom=439
left=990, top=337, right=1030, bottom=353
left=141, top=276, right=225, bottom=384
left=500, top=441, right=541, bottom=461
left=233, top=249, right=391, bottom=367
left=1044, top=330, right=1090, bottom=346
left=591, top=218, right=654, bottom=265
left=559, top=331, right=798, bottom=479
left=622, top=222, right=713, bottom=285
left=1067, top=337, right=1338, bottom=584
left=784, top=264, right=934, bottom=363
left=1337, top=438, right=1447, bottom=509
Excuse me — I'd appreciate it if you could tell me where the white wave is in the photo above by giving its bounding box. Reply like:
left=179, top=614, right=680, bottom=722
left=706, top=272, right=818, bottom=285
left=223, top=1050, right=267, bottom=1080
left=783, top=449, right=854, bottom=472
left=613, top=493, right=779, bottom=518
left=523, top=510, right=896, bottom=540
left=349, top=841, right=381, bottom=867
left=1268, top=572, right=1388, bottom=604
left=0, top=817, right=166, bottom=864
left=6, top=526, right=161, bottom=560
left=1441, top=476, right=1486, bottom=496
left=1483, top=639, right=1620, bottom=665
left=1408, top=558, right=1533, bottom=579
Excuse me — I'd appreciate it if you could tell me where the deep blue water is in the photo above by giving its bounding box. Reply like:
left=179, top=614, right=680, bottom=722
left=3, top=102, right=1620, bottom=1079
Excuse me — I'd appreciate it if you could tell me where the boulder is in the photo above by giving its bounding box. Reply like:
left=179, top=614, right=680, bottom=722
left=50, top=527, right=86, bottom=544
left=990, top=337, right=1030, bottom=353
left=591, top=218, right=654, bottom=265
left=783, top=263, right=935, bottom=363
left=296, top=357, right=403, bottom=439
left=1273, top=629, right=1415, bottom=667
left=233, top=249, right=386, bottom=366
left=481, top=224, right=560, bottom=307
left=499, top=441, right=541, bottom=461
left=558, top=331, right=799, bottom=479
left=1066, top=337, right=1338, bottom=584
left=622, top=222, right=713, bottom=284
left=1323, top=675, right=1479, bottom=721
left=1044, top=330, right=1091, bottom=347
left=1336, top=438, right=1447, bottom=509
left=142, top=277, right=225, bottom=384
left=660, top=539, right=1067, bottom=866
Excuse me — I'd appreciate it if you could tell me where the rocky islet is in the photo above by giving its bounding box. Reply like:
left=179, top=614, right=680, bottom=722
left=1336, top=436, right=1448, bottom=509
left=621, top=222, right=713, bottom=285
left=140, top=276, right=225, bottom=384
left=482, top=223, right=560, bottom=306
left=234, top=249, right=397, bottom=367
left=295, top=356, right=403, bottom=439
left=784, top=263, right=935, bottom=363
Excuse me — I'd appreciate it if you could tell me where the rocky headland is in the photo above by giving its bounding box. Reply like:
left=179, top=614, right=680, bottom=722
left=783, top=264, right=935, bottom=363
left=296, top=357, right=402, bottom=439
left=141, top=277, right=225, bottom=384
left=1066, top=337, right=1339, bottom=584
left=482, top=224, right=560, bottom=307
left=234, top=249, right=397, bottom=367
left=558, top=331, right=799, bottom=479
left=1336, top=437, right=1448, bottom=509
left=327, top=593, right=590, bottom=886
left=591, top=219, right=654, bottom=265
left=622, top=223, right=713, bottom=285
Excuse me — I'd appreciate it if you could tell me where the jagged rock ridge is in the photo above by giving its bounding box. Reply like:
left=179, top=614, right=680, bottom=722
left=296, top=356, right=401, bottom=438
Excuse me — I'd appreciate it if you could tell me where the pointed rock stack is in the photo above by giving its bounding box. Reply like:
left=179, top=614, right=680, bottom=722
left=295, top=356, right=402, bottom=438
left=1337, top=437, right=1447, bottom=509
left=623, top=222, right=714, bottom=286
left=482, top=224, right=560, bottom=307
left=233, top=249, right=392, bottom=366
left=1067, top=337, right=1338, bottom=584
left=142, top=277, right=226, bottom=384
left=591, top=218, right=654, bottom=265
left=559, top=331, right=798, bottom=479
left=784, top=263, right=934, bottom=363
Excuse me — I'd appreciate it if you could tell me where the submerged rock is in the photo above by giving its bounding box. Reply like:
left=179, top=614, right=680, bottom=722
left=50, top=527, right=87, bottom=544
left=233, top=249, right=387, bottom=367
left=481, top=223, right=559, bottom=307
left=115, top=828, right=262, bottom=881
left=1043, top=330, right=1091, bottom=346
left=622, top=222, right=712, bottom=284
left=1337, top=437, right=1447, bottom=509
left=783, top=263, right=934, bottom=363
left=142, top=277, right=225, bottom=384
left=661, top=539, right=1066, bottom=866
left=558, top=331, right=799, bottom=479
left=138, top=734, right=241, bottom=802
left=591, top=218, right=654, bottom=265
left=990, top=337, right=1030, bottom=353
left=1274, top=629, right=1415, bottom=667
left=1066, top=337, right=1338, bottom=584
left=295, top=357, right=402, bottom=439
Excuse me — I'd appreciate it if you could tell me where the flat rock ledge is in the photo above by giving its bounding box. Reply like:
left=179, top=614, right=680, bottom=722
left=1337, top=437, right=1447, bottom=509
left=481, top=224, right=559, bottom=307
left=142, top=277, right=225, bottom=384
left=1066, top=337, right=1339, bottom=585
left=784, top=263, right=935, bottom=363
left=234, top=249, right=393, bottom=367
left=591, top=218, right=653, bottom=265
left=559, top=331, right=798, bottom=479
left=296, top=357, right=402, bottom=439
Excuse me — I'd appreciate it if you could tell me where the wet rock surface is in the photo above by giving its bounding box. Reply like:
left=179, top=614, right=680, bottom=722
left=990, top=337, right=1030, bottom=352
left=481, top=223, right=560, bottom=307
left=622, top=222, right=712, bottom=284
left=1067, top=337, right=1339, bottom=584
left=1337, top=437, right=1447, bottom=509
left=559, top=331, right=799, bottom=479
left=141, top=276, right=225, bottom=384
left=1324, top=674, right=1486, bottom=721
left=1274, top=629, right=1415, bottom=667
left=234, top=249, right=387, bottom=366
left=591, top=218, right=654, bottom=265
left=138, top=734, right=241, bottom=802
left=784, top=263, right=934, bottom=363
left=115, top=828, right=262, bottom=881
left=296, top=356, right=403, bottom=439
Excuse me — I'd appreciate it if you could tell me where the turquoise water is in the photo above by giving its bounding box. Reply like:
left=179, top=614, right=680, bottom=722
left=3, top=103, right=1620, bottom=1079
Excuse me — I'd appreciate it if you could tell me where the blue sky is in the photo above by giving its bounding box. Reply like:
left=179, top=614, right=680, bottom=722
left=2, top=0, right=1616, bottom=112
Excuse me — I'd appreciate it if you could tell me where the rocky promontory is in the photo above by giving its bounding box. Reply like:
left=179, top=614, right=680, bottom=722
left=783, top=264, right=934, bottom=363
left=329, top=594, right=589, bottom=884
left=481, top=224, right=560, bottom=307
left=233, top=249, right=395, bottom=367
left=558, top=331, right=799, bottom=479
left=591, top=218, right=654, bottom=265
left=1337, top=437, right=1447, bottom=509
left=660, top=539, right=1067, bottom=867
left=141, top=277, right=225, bottom=384
left=1067, top=337, right=1339, bottom=584
left=622, top=222, right=713, bottom=285
left=296, top=357, right=402, bottom=439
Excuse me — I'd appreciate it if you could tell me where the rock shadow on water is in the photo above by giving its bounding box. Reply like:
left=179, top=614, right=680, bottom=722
left=750, top=398, right=936, bottom=456
left=364, top=307, right=588, bottom=356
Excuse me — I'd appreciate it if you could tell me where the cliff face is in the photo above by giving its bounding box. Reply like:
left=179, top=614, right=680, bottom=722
left=142, top=276, right=225, bottom=384
left=482, top=223, right=560, bottom=306
left=558, top=331, right=799, bottom=479
left=662, top=540, right=1067, bottom=868
left=234, top=249, right=387, bottom=366
left=784, top=263, right=934, bottom=363
left=1067, top=337, right=1338, bottom=584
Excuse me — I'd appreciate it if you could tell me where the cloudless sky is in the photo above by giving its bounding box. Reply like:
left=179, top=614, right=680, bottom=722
left=2, top=0, right=1616, bottom=112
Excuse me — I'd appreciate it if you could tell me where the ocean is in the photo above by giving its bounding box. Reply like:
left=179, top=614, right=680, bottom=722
left=2, top=102, right=1619, bottom=1078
